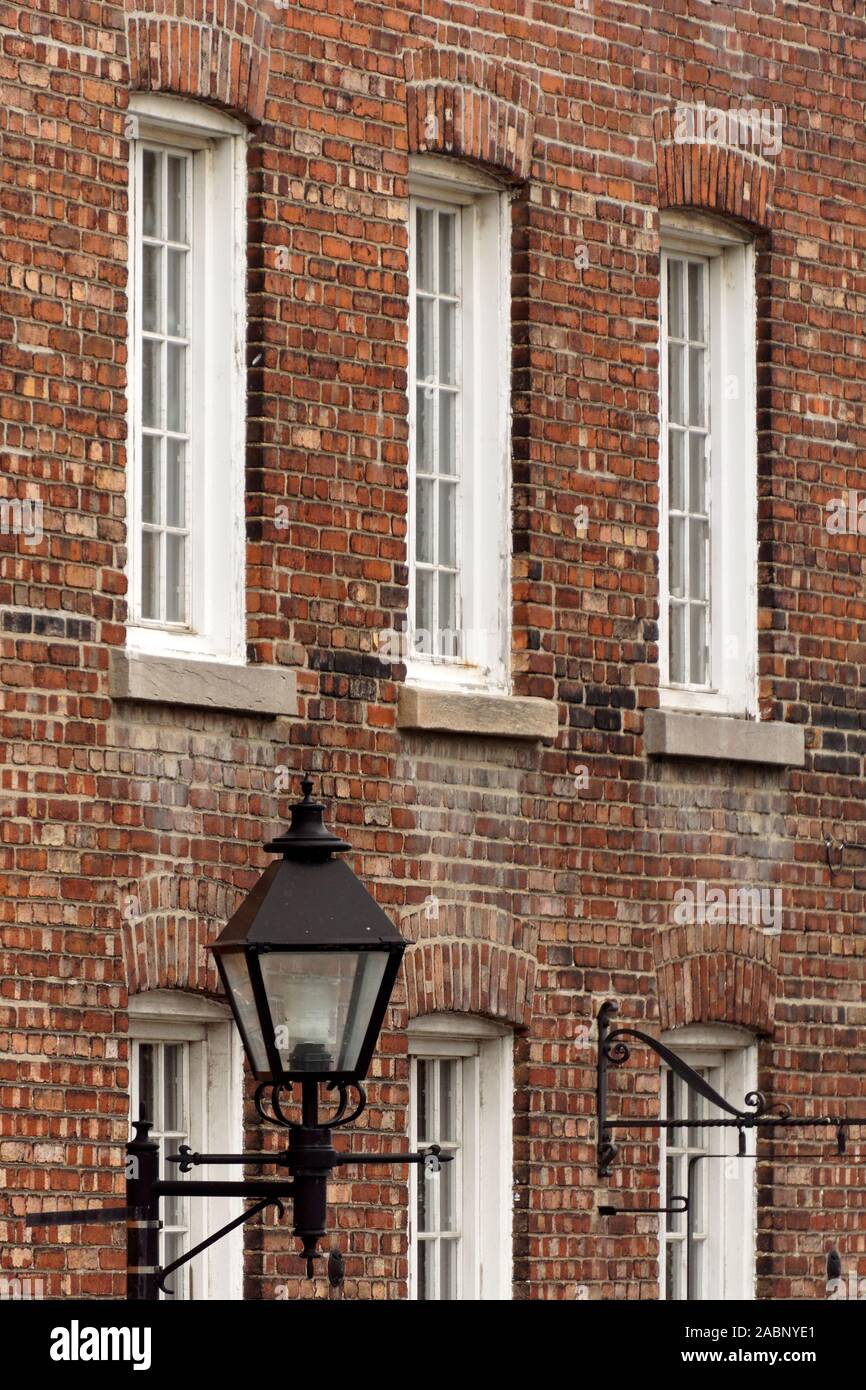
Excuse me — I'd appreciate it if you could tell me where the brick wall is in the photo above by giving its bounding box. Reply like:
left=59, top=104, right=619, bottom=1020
left=1, top=0, right=865, bottom=1301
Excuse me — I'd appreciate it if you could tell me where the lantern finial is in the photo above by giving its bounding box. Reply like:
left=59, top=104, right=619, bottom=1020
left=263, top=775, right=352, bottom=857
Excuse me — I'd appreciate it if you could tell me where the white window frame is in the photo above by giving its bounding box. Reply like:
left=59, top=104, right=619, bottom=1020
left=659, top=1023, right=757, bottom=1301
left=408, top=1013, right=513, bottom=1300
left=659, top=211, right=757, bottom=715
left=407, top=155, right=512, bottom=694
left=126, top=94, right=247, bottom=663
left=129, top=991, right=243, bottom=1300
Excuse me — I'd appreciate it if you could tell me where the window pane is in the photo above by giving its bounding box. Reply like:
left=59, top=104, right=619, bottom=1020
left=689, top=433, right=707, bottom=513
left=165, top=1190, right=183, bottom=1229
left=439, top=301, right=456, bottom=385
left=416, top=479, right=434, bottom=564
left=665, top=1155, right=676, bottom=1232
left=438, top=212, right=456, bottom=294
left=416, top=297, right=434, bottom=380
left=419, top=1239, right=434, bottom=1301
left=688, top=346, right=705, bottom=425
left=688, top=261, right=704, bottom=339
left=416, top=1060, right=429, bottom=1142
left=142, top=149, right=160, bottom=238
left=439, top=1059, right=456, bottom=1141
left=668, top=343, right=684, bottom=424
left=669, top=603, right=686, bottom=684
left=692, top=1158, right=704, bottom=1234
left=666, top=1069, right=675, bottom=1144
left=416, top=1162, right=429, bottom=1232
left=166, top=343, right=186, bottom=433
left=666, top=1237, right=679, bottom=1301
left=163, top=1044, right=182, bottom=1130
left=689, top=517, right=708, bottom=601
left=669, top=516, right=685, bottom=597
left=142, top=435, right=160, bottom=525
left=689, top=605, right=708, bottom=685
left=163, top=1231, right=187, bottom=1298
left=416, top=388, right=434, bottom=473
left=142, top=339, right=161, bottom=429
left=669, top=430, right=685, bottom=511
left=166, top=157, right=187, bottom=243
left=142, top=244, right=161, bottom=333
left=416, top=208, right=434, bottom=291
left=165, top=534, right=185, bottom=624
left=440, top=1155, right=456, bottom=1231
left=167, top=249, right=186, bottom=337
left=440, top=1239, right=457, bottom=1300
left=439, top=392, right=456, bottom=474
left=438, top=481, right=456, bottom=568
left=438, top=572, right=456, bottom=644
left=670, top=1159, right=685, bottom=1233
left=166, top=439, right=185, bottom=529
left=415, top=571, right=433, bottom=647
left=138, top=1044, right=156, bottom=1126
left=141, top=530, right=159, bottom=620
left=667, top=258, right=684, bottom=338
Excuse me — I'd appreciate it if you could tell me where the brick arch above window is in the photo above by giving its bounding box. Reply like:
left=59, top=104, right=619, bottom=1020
left=120, top=872, right=247, bottom=996
left=653, top=921, right=780, bottom=1034
left=124, top=1, right=274, bottom=124
left=402, top=48, right=540, bottom=182
left=399, top=900, right=537, bottom=1029
left=653, top=107, right=776, bottom=231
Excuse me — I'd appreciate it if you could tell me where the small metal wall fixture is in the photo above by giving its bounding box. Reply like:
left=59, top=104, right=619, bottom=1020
left=596, top=1000, right=850, bottom=1185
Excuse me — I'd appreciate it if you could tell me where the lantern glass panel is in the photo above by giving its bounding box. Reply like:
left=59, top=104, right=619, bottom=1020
left=220, top=951, right=270, bottom=1073
left=260, top=950, right=388, bottom=1074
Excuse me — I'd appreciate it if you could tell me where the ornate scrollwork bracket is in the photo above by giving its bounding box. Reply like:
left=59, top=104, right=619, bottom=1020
left=596, top=999, right=799, bottom=1179
left=253, top=1080, right=368, bottom=1131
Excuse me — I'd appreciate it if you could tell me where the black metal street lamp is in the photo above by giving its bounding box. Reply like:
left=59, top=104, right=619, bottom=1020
left=27, top=778, right=452, bottom=1299
left=211, top=776, right=405, bottom=1088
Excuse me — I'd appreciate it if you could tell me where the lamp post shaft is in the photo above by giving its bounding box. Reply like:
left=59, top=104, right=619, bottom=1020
left=126, top=1113, right=160, bottom=1302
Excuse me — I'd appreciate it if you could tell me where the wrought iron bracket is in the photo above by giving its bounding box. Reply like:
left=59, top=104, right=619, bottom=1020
left=596, top=999, right=848, bottom=1178
left=157, top=1196, right=285, bottom=1296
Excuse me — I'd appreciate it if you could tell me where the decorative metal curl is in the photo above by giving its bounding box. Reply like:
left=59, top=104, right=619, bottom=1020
left=253, top=1079, right=367, bottom=1130
left=254, top=1081, right=295, bottom=1129
left=321, top=1081, right=367, bottom=1130
left=743, top=1091, right=792, bottom=1121
left=605, top=1037, right=631, bottom=1066
left=598, top=1137, right=619, bottom=1175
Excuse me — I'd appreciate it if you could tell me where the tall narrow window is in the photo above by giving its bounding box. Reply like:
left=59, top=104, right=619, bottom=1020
left=408, top=158, right=510, bottom=691
left=659, top=213, right=757, bottom=715
left=409, top=1015, right=513, bottom=1300
left=658, top=1026, right=757, bottom=1300
left=129, top=993, right=243, bottom=1300
left=664, top=253, right=710, bottom=687
left=138, top=145, right=192, bottom=626
left=413, top=201, right=460, bottom=653
left=127, top=95, right=246, bottom=662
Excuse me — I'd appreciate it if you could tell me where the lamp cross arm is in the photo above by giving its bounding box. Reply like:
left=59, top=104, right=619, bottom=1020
left=167, top=1144, right=284, bottom=1172
left=333, top=1144, right=454, bottom=1173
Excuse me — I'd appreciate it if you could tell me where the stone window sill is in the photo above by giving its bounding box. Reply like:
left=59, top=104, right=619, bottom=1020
left=109, top=650, right=297, bottom=717
left=398, top=685, right=558, bottom=741
left=645, top=709, right=805, bottom=767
